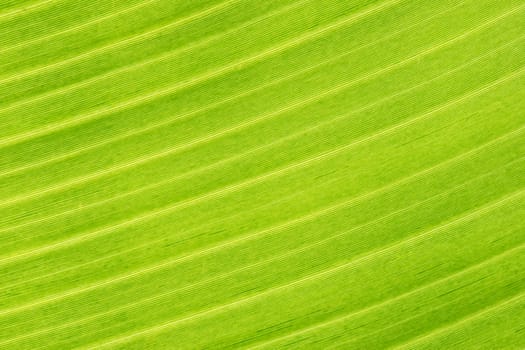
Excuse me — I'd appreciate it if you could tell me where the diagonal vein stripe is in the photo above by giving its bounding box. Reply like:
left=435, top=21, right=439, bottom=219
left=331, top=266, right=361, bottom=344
left=2, top=32, right=519, bottom=236
left=0, top=0, right=242, bottom=82
left=0, top=0, right=311, bottom=113
left=248, top=242, right=525, bottom=349
left=0, top=0, right=56, bottom=20
left=1, top=117, right=523, bottom=321
left=0, top=0, right=160, bottom=54
left=0, top=0, right=405, bottom=148
left=0, top=0, right=471, bottom=180
left=2, top=1, right=524, bottom=348
left=393, top=290, right=525, bottom=349
left=0, top=63, right=522, bottom=270
left=5, top=151, right=525, bottom=347
left=79, top=188, right=525, bottom=349
left=0, top=7, right=519, bottom=209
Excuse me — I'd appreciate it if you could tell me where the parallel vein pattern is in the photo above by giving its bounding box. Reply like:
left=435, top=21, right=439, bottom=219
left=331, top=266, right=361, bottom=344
left=0, top=0, right=524, bottom=349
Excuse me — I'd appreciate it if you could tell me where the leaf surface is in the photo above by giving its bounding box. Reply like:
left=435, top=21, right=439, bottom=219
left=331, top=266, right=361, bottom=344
left=0, top=0, right=524, bottom=349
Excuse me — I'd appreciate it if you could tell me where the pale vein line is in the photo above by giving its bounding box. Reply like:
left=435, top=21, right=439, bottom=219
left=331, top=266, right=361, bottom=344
left=0, top=63, right=522, bottom=272
left=1, top=115, right=523, bottom=323
left=0, top=0, right=470, bottom=180
left=0, top=0, right=405, bottom=148
left=0, top=0, right=160, bottom=54
left=0, top=4, right=516, bottom=210
left=393, top=290, right=525, bottom=349
left=0, top=0, right=55, bottom=20
left=0, top=0, right=241, bottom=82
left=0, top=0, right=308, bottom=113
left=5, top=152, right=524, bottom=348
left=81, top=188, right=525, bottom=349
left=248, top=243, right=525, bottom=349
left=0, top=33, right=516, bottom=237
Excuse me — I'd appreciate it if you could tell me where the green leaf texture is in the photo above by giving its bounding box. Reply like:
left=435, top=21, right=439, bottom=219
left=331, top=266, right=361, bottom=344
left=0, top=0, right=524, bottom=348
